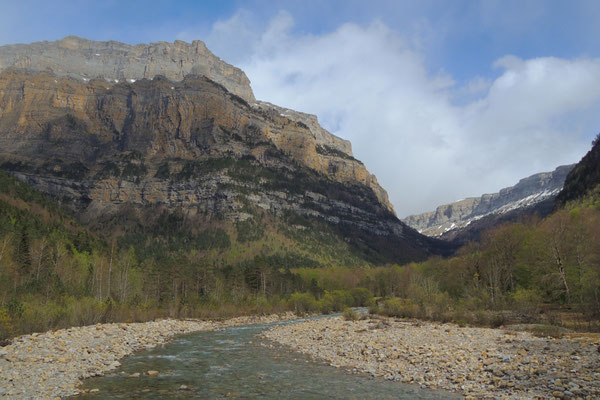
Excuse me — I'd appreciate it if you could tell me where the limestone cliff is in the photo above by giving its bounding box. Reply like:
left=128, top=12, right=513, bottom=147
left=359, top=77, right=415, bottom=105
left=0, top=36, right=393, bottom=214
left=0, top=66, right=439, bottom=263
left=403, top=165, right=574, bottom=239
left=0, top=36, right=255, bottom=103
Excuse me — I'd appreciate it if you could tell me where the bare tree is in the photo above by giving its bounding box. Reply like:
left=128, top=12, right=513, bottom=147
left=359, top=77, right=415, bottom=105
left=542, top=211, right=571, bottom=303
left=106, top=239, right=115, bottom=299
left=0, top=235, right=11, bottom=266
left=31, top=238, right=48, bottom=281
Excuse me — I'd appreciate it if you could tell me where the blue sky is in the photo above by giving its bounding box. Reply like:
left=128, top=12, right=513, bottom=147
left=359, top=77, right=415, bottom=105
left=2, top=1, right=600, bottom=215
left=3, top=1, right=599, bottom=83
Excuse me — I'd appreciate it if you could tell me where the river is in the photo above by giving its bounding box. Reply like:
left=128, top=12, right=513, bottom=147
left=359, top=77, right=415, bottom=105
left=74, top=315, right=459, bottom=399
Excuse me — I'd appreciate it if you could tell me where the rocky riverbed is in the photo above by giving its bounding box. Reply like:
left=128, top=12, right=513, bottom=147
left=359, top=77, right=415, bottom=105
left=0, top=313, right=297, bottom=399
left=263, top=315, right=600, bottom=399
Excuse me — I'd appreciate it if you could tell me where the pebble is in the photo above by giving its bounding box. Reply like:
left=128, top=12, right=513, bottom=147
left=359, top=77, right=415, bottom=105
left=263, top=315, right=600, bottom=399
left=0, top=312, right=298, bottom=399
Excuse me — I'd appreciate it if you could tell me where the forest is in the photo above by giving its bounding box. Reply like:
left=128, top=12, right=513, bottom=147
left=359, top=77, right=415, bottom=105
left=1, top=166, right=599, bottom=342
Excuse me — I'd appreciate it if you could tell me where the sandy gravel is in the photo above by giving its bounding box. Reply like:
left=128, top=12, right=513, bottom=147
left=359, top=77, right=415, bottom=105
left=0, top=313, right=297, bottom=399
left=263, top=315, right=600, bottom=399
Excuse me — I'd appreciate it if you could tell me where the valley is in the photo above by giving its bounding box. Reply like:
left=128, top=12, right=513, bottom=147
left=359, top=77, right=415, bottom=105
left=0, top=32, right=599, bottom=400
left=403, top=165, right=574, bottom=243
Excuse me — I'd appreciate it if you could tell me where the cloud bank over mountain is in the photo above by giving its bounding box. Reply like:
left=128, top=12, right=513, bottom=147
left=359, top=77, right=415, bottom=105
left=2, top=1, right=597, bottom=216
left=195, top=11, right=600, bottom=216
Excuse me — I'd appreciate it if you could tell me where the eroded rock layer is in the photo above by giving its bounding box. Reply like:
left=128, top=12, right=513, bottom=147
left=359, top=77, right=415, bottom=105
left=0, top=67, right=440, bottom=262
left=0, top=35, right=453, bottom=262
left=0, top=36, right=255, bottom=104
left=403, top=165, right=574, bottom=238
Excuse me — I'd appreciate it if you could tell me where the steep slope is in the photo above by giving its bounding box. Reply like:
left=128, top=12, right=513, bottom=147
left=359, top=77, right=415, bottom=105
left=403, top=165, right=574, bottom=241
left=0, top=36, right=393, bottom=213
left=0, top=169, right=100, bottom=280
left=0, top=169, right=93, bottom=239
left=555, top=134, right=600, bottom=207
left=0, top=37, right=446, bottom=264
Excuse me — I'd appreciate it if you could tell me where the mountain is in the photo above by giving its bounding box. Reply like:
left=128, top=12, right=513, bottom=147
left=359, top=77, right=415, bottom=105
left=555, top=134, right=600, bottom=207
left=0, top=36, right=447, bottom=265
left=0, top=168, right=96, bottom=247
left=0, top=35, right=254, bottom=104
left=403, top=165, right=574, bottom=243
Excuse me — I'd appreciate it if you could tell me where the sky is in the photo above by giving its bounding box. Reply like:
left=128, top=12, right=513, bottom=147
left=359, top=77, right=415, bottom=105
left=1, top=0, right=600, bottom=217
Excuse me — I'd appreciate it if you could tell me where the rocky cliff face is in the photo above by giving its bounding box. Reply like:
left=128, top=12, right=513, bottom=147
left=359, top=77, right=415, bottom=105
left=555, top=136, right=600, bottom=207
left=0, top=36, right=255, bottom=103
left=0, top=36, right=392, bottom=214
left=403, top=165, right=574, bottom=239
left=0, top=37, right=440, bottom=263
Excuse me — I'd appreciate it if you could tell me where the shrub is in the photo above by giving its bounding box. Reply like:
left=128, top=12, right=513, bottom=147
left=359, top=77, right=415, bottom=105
left=96, top=162, right=121, bottom=178
left=317, top=298, right=333, bottom=314
left=236, top=218, right=265, bottom=243
left=154, top=162, right=170, bottom=179
left=368, top=304, right=380, bottom=315
left=121, top=162, right=147, bottom=178
left=194, top=228, right=231, bottom=250
left=460, top=289, right=493, bottom=311
left=512, top=288, right=541, bottom=322
left=343, top=308, right=359, bottom=321
left=320, top=290, right=353, bottom=313
left=19, top=298, right=67, bottom=333
left=288, top=292, right=319, bottom=314
left=315, top=144, right=360, bottom=163
left=422, top=292, right=453, bottom=320
left=489, top=312, right=507, bottom=328
left=65, top=296, right=106, bottom=326
left=530, top=324, right=565, bottom=338
left=349, top=287, right=374, bottom=307
left=382, top=298, right=421, bottom=319
left=7, top=297, right=24, bottom=319
left=0, top=309, right=13, bottom=343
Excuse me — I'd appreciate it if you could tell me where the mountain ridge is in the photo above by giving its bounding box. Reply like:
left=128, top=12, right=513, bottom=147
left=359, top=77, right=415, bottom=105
left=0, top=36, right=392, bottom=214
left=0, top=35, right=255, bottom=103
left=403, top=164, right=574, bottom=239
left=0, top=37, right=446, bottom=264
left=555, top=134, right=600, bottom=207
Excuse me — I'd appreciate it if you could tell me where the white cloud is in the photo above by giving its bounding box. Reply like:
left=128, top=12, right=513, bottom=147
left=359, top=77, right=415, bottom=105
left=203, top=11, right=600, bottom=217
left=180, top=9, right=261, bottom=64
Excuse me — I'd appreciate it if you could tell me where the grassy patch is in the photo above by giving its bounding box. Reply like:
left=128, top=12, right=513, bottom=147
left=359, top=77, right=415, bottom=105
left=529, top=324, right=566, bottom=338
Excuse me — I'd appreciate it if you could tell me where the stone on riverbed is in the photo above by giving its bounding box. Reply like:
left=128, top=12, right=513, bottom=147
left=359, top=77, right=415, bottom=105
left=0, top=312, right=298, bottom=399
left=262, top=315, right=600, bottom=399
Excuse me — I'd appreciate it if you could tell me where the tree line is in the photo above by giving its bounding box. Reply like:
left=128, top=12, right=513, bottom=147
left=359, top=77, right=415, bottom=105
left=1, top=167, right=599, bottom=341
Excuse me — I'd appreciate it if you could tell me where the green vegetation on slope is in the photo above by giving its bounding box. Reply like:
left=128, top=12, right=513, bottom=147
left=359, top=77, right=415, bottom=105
left=370, top=202, right=600, bottom=330
left=0, top=170, right=375, bottom=342
left=556, top=133, right=600, bottom=207
left=3, top=129, right=600, bottom=342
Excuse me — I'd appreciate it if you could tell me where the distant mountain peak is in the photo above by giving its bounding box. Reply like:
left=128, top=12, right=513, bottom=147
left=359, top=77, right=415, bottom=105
left=403, top=164, right=575, bottom=240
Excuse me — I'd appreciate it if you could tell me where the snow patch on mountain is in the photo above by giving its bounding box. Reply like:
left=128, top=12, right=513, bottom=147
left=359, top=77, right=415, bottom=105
left=404, top=165, right=574, bottom=238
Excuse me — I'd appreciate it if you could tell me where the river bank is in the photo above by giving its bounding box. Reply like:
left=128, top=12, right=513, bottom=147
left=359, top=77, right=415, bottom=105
left=0, top=313, right=297, bottom=399
left=263, top=315, right=600, bottom=399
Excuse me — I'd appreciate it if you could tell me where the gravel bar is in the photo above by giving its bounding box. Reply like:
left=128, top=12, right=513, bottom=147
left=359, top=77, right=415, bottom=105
left=0, top=313, right=297, bottom=399
left=263, top=315, right=600, bottom=399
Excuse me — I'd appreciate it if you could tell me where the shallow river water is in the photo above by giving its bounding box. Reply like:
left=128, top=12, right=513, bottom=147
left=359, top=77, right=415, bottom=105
left=74, top=316, right=459, bottom=399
